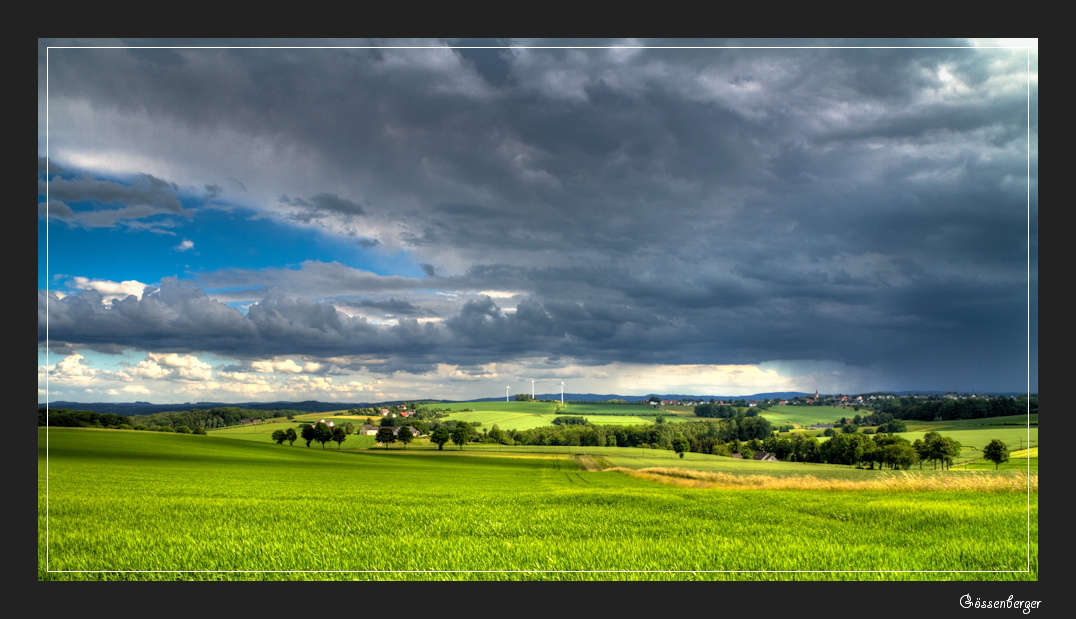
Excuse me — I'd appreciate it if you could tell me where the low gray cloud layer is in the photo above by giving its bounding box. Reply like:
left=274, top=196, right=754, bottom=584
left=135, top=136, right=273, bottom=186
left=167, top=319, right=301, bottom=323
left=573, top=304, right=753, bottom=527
left=39, top=39, right=1037, bottom=394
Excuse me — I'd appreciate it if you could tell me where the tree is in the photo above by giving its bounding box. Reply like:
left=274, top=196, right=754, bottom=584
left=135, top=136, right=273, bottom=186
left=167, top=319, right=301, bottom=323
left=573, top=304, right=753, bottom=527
left=922, top=432, right=944, bottom=469
left=397, top=426, right=414, bottom=449
left=175, top=425, right=192, bottom=434
left=982, top=439, right=1010, bottom=470
left=488, top=423, right=510, bottom=445
left=923, top=431, right=961, bottom=470
left=912, top=438, right=927, bottom=469
left=301, top=423, right=316, bottom=447
left=285, top=427, right=297, bottom=445
left=879, top=418, right=907, bottom=433
left=344, top=422, right=355, bottom=435
left=939, top=437, right=962, bottom=470
left=376, top=426, right=396, bottom=449
left=451, top=421, right=474, bottom=450
left=332, top=425, right=347, bottom=448
left=431, top=426, right=451, bottom=450
left=313, top=422, right=334, bottom=449
left=272, top=429, right=288, bottom=444
left=671, top=436, right=689, bottom=459
left=883, top=443, right=918, bottom=470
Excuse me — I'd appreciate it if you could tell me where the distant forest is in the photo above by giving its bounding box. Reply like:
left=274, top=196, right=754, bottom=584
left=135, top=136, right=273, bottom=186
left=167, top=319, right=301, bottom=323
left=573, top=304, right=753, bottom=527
left=37, top=400, right=433, bottom=416
left=861, top=394, right=1036, bottom=420
left=39, top=406, right=290, bottom=430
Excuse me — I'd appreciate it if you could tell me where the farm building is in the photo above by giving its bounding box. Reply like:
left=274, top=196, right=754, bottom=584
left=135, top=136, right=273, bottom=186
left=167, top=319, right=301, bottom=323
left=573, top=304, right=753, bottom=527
left=361, top=424, right=379, bottom=435
left=752, top=451, right=778, bottom=461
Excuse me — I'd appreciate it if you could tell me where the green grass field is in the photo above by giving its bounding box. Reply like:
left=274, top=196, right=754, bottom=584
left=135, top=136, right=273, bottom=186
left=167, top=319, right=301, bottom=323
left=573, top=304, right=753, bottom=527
left=902, top=414, right=1037, bottom=432
left=39, top=427, right=1036, bottom=581
left=950, top=446, right=1039, bottom=472
left=758, top=405, right=861, bottom=427
left=438, top=401, right=559, bottom=414
left=435, top=402, right=686, bottom=431
left=893, top=427, right=1037, bottom=463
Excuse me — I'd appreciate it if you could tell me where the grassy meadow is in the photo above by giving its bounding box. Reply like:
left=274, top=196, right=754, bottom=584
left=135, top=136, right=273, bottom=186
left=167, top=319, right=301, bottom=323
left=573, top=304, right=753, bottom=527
left=39, top=426, right=1036, bottom=581
left=893, top=427, right=1037, bottom=463
left=313, top=400, right=689, bottom=432
left=755, top=405, right=856, bottom=427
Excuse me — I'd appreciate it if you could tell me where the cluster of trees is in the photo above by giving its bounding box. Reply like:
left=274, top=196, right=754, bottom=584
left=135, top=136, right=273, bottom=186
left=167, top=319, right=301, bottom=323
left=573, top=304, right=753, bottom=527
left=39, top=408, right=221, bottom=433
left=693, top=403, right=746, bottom=418
left=864, top=395, right=1034, bottom=421
left=40, top=408, right=132, bottom=428
left=427, top=421, right=475, bottom=450
left=552, top=416, right=590, bottom=426
left=813, top=431, right=966, bottom=470
left=43, top=406, right=286, bottom=431
left=839, top=410, right=900, bottom=427
left=271, top=427, right=298, bottom=445
left=295, top=422, right=348, bottom=448
left=421, top=416, right=775, bottom=451
left=657, top=424, right=984, bottom=470
left=373, top=425, right=415, bottom=449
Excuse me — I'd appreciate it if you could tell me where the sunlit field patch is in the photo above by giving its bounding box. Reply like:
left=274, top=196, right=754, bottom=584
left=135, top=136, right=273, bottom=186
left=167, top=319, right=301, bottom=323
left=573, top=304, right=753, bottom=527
left=611, top=467, right=1037, bottom=492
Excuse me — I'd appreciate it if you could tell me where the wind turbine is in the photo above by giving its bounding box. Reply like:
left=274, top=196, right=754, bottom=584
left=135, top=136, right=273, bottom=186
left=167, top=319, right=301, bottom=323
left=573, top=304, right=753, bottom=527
left=506, top=385, right=510, bottom=402
left=559, top=381, right=565, bottom=404
left=531, top=380, right=536, bottom=400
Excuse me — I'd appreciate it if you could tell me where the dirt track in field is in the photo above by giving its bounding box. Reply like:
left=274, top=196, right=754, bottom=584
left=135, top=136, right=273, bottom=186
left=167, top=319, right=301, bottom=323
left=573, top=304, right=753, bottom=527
left=574, top=454, right=602, bottom=471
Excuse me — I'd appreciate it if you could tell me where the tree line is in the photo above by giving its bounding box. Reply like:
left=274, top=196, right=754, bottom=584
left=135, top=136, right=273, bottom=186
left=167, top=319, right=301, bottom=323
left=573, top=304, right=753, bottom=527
left=863, top=395, right=1035, bottom=421
left=39, top=406, right=299, bottom=430
left=413, top=416, right=774, bottom=451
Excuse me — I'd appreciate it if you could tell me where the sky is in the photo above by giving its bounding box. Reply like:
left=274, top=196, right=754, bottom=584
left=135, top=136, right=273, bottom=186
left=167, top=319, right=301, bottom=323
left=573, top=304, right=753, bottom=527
left=37, top=38, right=1038, bottom=404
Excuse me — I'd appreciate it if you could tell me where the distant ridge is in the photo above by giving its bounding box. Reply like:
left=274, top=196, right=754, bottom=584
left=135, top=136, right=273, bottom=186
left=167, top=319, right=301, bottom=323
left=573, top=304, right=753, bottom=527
left=39, top=400, right=408, bottom=416
left=41, top=390, right=1030, bottom=415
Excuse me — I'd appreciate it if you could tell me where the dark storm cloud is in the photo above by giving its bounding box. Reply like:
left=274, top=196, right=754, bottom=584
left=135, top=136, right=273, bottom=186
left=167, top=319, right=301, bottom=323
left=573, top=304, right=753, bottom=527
left=40, top=41, right=1036, bottom=391
left=42, top=173, right=184, bottom=212
left=342, top=298, right=425, bottom=316
left=39, top=156, right=68, bottom=176
left=280, top=192, right=366, bottom=223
